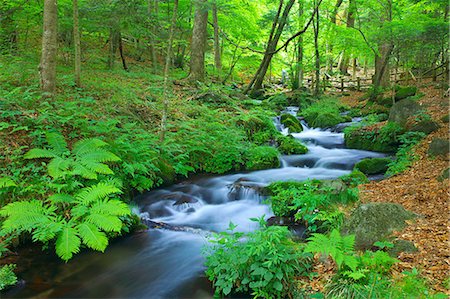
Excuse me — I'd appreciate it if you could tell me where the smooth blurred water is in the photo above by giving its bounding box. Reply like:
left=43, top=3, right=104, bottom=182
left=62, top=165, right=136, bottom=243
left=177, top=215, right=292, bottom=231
left=5, top=112, right=385, bottom=299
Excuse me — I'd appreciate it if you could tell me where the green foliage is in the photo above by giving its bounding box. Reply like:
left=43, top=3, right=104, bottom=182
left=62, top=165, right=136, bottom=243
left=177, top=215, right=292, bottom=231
left=389, top=268, right=448, bottom=299
left=305, top=229, right=358, bottom=271
left=244, top=146, right=280, bottom=171
left=234, top=110, right=279, bottom=145
left=339, top=170, right=369, bottom=187
left=0, top=264, right=17, bottom=291
left=276, top=135, right=308, bottom=155
left=204, top=221, right=312, bottom=299
left=301, top=98, right=348, bottom=128
left=280, top=114, right=302, bottom=133
left=386, top=131, right=425, bottom=176
left=0, top=177, right=17, bottom=189
left=24, top=132, right=120, bottom=180
left=263, top=93, right=289, bottom=111
left=345, top=122, right=405, bottom=153
left=354, top=157, right=391, bottom=175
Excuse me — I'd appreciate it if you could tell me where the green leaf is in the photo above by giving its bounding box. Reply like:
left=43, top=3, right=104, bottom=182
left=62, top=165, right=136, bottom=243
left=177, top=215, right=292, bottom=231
left=47, top=157, right=72, bottom=179
left=0, top=177, right=17, bottom=189
left=24, top=148, right=58, bottom=159
left=90, top=200, right=131, bottom=217
left=46, top=132, right=68, bottom=155
left=86, top=214, right=122, bottom=232
left=76, top=182, right=122, bottom=206
left=77, top=223, right=108, bottom=252
left=55, top=224, right=81, bottom=261
left=48, top=194, right=75, bottom=204
left=72, top=138, right=108, bottom=155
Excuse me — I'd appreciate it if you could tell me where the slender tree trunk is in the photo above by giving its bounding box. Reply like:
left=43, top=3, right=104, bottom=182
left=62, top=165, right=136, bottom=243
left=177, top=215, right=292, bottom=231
left=148, top=0, right=158, bottom=72
left=212, top=2, right=222, bottom=74
left=39, top=0, right=58, bottom=96
left=373, top=0, right=393, bottom=90
left=247, top=0, right=296, bottom=96
left=294, top=0, right=304, bottom=89
left=118, top=31, right=128, bottom=71
left=339, top=0, right=356, bottom=75
left=188, top=0, right=208, bottom=82
left=313, top=0, right=320, bottom=97
left=73, top=0, right=81, bottom=86
left=327, top=0, right=343, bottom=73
left=160, top=0, right=179, bottom=142
left=108, top=27, right=116, bottom=69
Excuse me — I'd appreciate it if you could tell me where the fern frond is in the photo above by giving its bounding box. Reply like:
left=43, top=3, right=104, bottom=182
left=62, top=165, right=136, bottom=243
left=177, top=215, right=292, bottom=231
left=46, top=132, right=68, bottom=155
left=80, top=149, right=121, bottom=163
left=72, top=163, right=98, bottom=180
left=77, top=222, right=108, bottom=251
left=0, top=200, right=56, bottom=234
left=75, top=182, right=122, bottom=206
left=80, top=161, right=114, bottom=175
left=0, top=177, right=16, bottom=189
left=55, top=223, right=80, bottom=261
left=86, top=214, right=122, bottom=232
left=48, top=194, right=75, bottom=204
left=72, top=138, right=108, bottom=155
left=47, top=157, right=72, bottom=179
left=90, top=200, right=131, bottom=217
left=32, top=221, right=63, bottom=242
left=24, top=148, right=58, bottom=159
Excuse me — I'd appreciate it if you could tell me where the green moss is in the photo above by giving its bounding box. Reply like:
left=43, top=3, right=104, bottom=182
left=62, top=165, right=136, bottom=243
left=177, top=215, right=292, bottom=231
left=354, top=158, right=392, bottom=175
left=235, top=111, right=278, bottom=144
left=280, top=114, right=302, bottom=132
left=263, top=93, right=289, bottom=110
left=345, top=123, right=404, bottom=153
left=244, top=146, right=280, bottom=170
left=394, top=86, right=417, bottom=101
left=441, top=114, right=449, bottom=123
left=301, top=98, right=348, bottom=128
left=276, top=135, right=308, bottom=155
left=156, top=158, right=176, bottom=185
left=310, top=112, right=344, bottom=128
left=339, top=170, right=369, bottom=187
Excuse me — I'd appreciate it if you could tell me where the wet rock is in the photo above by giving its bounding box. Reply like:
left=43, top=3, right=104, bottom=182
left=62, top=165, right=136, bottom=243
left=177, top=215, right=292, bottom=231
left=409, top=120, right=440, bottom=134
left=173, top=195, right=198, bottom=206
left=388, top=99, right=421, bottom=126
left=280, top=114, right=302, bottom=133
left=341, top=202, right=416, bottom=250
left=228, top=178, right=266, bottom=200
left=427, top=138, right=450, bottom=157
left=276, top=135, right=308, bottom=155
left=354, top=157, right=391, bottom=175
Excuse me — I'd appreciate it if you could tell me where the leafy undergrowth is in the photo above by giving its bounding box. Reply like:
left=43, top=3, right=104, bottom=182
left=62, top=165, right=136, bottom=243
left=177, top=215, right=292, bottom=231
left=343, top=85, right=449, bottom=294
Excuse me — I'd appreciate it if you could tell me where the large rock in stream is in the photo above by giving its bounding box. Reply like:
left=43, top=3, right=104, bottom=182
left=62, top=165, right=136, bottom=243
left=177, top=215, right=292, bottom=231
left=341, top=202, right=416, bottom=250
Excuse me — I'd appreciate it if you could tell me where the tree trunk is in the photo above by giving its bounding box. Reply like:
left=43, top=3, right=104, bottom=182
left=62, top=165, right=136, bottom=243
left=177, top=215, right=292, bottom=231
left=118, top=31, right=128, bottom=71
left=212, top=2, right=221, bottom=74
left=247, top=0, right=296, bottom=96
left=108, top=27, right=117, bottom=69
left=73, top=0, right=81, bottom=87
left=339, top=0, right=356, bottom=75
left=313, top=0, right=320, bottom=97
left=327, top=0, right=343, bottom=73
left=39, top=0, right=58, bottom=96
left=188, top=0, right=208, bottom=82
left=160, top=0, right=179, bottom=142
left=294, top=0, right=304, bottom=89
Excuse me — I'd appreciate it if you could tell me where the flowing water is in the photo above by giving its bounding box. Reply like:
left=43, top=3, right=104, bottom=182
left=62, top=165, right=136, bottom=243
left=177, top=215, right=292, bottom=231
left=5, top=112, right=385, bottom=299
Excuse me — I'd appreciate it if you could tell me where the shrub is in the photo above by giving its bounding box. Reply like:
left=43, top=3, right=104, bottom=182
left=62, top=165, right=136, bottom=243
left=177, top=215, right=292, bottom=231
left=345, top=122, right=404, bottom=153
left=263, top=93, right=289, bottom=110
left=204, top=221, right=312, bottom=298
left=354, top=158, right=391, bottom=175
left=339, top=170, right=369, bottom=187
left=276, top=135, right=308, bottom=155
left=244, top=146, right=280, bottom=171
left=386, top=131, right=425, bottom=176
left=0, top=264, right=17, bottom=291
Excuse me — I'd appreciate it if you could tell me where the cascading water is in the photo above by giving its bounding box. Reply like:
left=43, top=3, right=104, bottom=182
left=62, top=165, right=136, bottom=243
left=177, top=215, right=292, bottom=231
left=6, top=108, right=386, bottom=299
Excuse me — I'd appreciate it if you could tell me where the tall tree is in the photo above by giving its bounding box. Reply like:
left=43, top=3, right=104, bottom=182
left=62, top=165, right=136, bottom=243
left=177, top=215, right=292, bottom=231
left=338, top=0, right=356, bottom=75
left=293, top=0, right=304, bottom=89
left=327, top=0, right=344, bottom=73
left=160, top=0, right=179, bottom=141
left=188, top=0, right=208, bottom=82
left=212, top=2, right=222, bottom=74
left=73, top=0, right=81, bottom=87
left=313, top=0, right=320, bottom=96
left=39, top=0, right=58, bottom=96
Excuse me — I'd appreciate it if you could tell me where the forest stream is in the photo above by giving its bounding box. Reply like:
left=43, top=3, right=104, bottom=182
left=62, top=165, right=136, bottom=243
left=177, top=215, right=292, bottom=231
left=5, top=109, right=386, bottom=299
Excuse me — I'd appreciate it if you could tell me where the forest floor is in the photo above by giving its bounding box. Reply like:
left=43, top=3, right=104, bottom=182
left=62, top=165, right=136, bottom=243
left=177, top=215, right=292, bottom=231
left=341, top=85, right=450, bottom=293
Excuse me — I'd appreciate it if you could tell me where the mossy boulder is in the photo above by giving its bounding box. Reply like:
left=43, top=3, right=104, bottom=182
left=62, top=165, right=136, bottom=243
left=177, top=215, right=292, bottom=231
left=311, top=112, right=344, bottom=128
left=438, top=168, right=450, bottom=182
left=354, top=157, right=391, bottom=175
left=276, top=135, right=308, bottom=155
left=387, top=239, right=418, bottom=257
left=441, top=114, right=449, bottom=123
left=244, top=146, right=280, bottom=171
left=236, top=113, right=278, bottom=144
left=280, top=114, right=302, bottom=133
left=428, top=138, right=450, bottom=157
left=409, top=120, right=440, bottom=134
left=339, top=170, right=370, bottom=187
left=345, top=128, right=400, bottom=153
left=388, top=99, right=421, bottom=126
left=394, top=86, right=417, bottom=101
left=264, top=93, right=289, bottom=110
left=342, top=202, right=416, bottom=250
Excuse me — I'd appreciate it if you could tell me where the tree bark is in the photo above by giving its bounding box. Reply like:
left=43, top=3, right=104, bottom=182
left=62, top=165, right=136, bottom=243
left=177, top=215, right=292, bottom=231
left=293, top=0, right=304, bottom=89
left=247, top=0, right=296, bottom=96
left=118, top=31, right=128, bottom=71
left=327, top=0, right=343, bottom=73
left=339, top=0, right=356, bottom=75
left=73, top=0, right=81, bottom=86
left=160, top=0, right=179, bottom=142
left=313, top=0, right=320, bottom=97
left=212, top=2, right=221, bottom=74
left=188, top=0, right=208, bottom=82
left=39, top=0, right=58, bottom=96
left=148, top=0, right=158, bottom=72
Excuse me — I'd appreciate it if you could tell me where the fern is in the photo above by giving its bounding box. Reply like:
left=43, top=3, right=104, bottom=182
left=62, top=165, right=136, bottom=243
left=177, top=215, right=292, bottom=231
left=77, top=223, right=108, bottom=251
left=305, top=229, right=358, bottom=271
left=55, top=223, right=81, bottom=261
left=75, top=182, right=122, bottom=206
left=0, top=177, right=17, bottom=189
